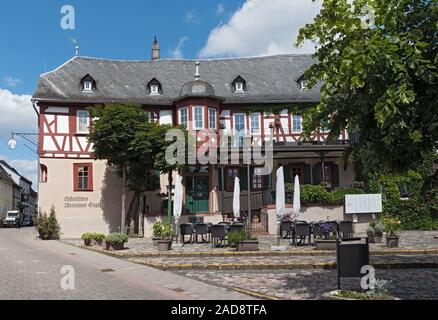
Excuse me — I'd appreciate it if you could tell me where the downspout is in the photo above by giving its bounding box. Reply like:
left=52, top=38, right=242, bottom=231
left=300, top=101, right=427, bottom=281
left=31, top=99, right=40, bottom=213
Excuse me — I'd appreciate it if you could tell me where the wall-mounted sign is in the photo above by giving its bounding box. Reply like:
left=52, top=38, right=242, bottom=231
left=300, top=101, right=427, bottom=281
left=345, top=194, right=382, bottom=214
left=64, top=196, right=102, bottom=209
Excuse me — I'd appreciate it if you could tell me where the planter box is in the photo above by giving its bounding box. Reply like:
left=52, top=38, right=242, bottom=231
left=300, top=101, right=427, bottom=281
left=386, top=236, right=400, bottom=248
left=152, top=238, right=161, bottom=246
left=158, top=240, right=172, bottom=251
left=315, top=240, right=337, bottom=251
left=368, top=235, right=383, bottom=244
left=104, top=242, right=125, bottom=251
left=236, top=241, right=259, bottom=252
left=320, top=291, right=400, bottom=300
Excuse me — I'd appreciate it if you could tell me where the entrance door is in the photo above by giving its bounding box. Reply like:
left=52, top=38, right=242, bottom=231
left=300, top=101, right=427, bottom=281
left=186, top=176, right=209, bottom=213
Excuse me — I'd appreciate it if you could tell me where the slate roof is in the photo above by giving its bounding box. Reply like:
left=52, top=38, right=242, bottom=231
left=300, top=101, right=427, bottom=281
left=33, top=54, right=321, bottom=105
left=0, top=165, right=14, bottom=185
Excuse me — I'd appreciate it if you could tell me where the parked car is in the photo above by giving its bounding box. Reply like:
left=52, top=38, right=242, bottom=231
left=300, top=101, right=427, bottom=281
left=2, top=211, right=22, bottom=228
left=22, top=215, right=34, bottom=227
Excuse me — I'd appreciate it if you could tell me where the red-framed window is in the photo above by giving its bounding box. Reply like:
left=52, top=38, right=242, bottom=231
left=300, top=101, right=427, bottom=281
left=73, top=163, right=93, bottom=192
left=226, top=167, right=239, bottom=192
left=251, top=167, right=265, bottom=191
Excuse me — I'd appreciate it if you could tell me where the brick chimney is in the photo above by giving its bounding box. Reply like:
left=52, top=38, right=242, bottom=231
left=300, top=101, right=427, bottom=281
left=151, top=36, right=160, bottom=61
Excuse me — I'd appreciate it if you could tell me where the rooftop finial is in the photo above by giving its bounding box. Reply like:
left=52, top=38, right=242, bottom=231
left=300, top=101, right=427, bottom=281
left=195, top=61, right=200, bottom=80
left=70, top=37, right=80, bottom=56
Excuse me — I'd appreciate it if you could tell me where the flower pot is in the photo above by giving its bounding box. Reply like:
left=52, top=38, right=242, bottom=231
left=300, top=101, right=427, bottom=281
left=368, top=234, right=383, bottom=244
left=236, top=241, right=259, bottom=252
left=152, top=238, right=161, bottom=246
left=315, top=240, right=337, bottom=251
left=386, top=236, right=400, bottom=248
left=158, top=240, right=172, bottom=251
left=104, top=242, right=125, bottom=251
left=84, top=239, right=92, bottom=247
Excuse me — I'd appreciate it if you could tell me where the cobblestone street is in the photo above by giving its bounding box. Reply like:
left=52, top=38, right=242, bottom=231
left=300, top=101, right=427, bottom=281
left=176, top=269, right=438, bottom=300
left=0, top=228, right=252, bottom=300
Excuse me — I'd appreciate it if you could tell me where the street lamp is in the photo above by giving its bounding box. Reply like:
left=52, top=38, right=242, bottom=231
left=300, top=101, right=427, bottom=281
left=244, top=135, right=252, bottom=239
left=7, top=132, right=38, bottom=154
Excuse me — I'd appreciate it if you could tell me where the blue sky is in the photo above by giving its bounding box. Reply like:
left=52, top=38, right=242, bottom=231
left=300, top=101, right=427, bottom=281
left=0, top=0, right=321, bottom=188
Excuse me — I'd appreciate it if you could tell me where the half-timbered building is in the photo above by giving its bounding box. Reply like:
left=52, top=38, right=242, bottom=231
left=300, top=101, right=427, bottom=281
left=33, top=41, right=356, bottom=238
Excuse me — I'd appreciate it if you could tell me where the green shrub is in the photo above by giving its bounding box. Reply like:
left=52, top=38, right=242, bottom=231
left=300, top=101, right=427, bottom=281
left=330, top=188, right=365, bottom=203
left=161, top=223, right=173, bottom=239
left=383, top=198, right=438, bottom=230
left=299, top=185, right=332, bottom=204
left=36, top=206, right=61, bottom=240
left=228, top=231, right=246, bottom=244
left=105, top=233, right=129, bottom=245
left=81, top=232, right=106, bottom=244
left=152, top=221, right=163, bottom=238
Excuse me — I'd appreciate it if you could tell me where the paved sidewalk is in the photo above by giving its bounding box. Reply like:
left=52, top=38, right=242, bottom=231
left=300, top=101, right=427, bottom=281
left=0, top=228, right=253, bottom=300
left=64, top=231, right=438, bottom=257
left=176, top=269, right=438, bottom=300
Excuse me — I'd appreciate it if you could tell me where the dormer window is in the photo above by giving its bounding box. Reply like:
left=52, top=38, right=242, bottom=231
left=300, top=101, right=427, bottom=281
left=81, top=75, right=96, bottom=93
left=232, top=76, right=246, bottom=93
left=297, top=75, right=308, bottom=91
left=147, top=78, right=162, bottom=96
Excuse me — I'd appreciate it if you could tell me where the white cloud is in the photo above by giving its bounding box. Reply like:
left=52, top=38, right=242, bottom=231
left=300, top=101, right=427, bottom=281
left=3, top=76, right=23, bottom=88
left=199, top=0, right=322, bottom=58
left=0, top=154, right=38, bottom=189
left=216, top=3, right=225, bottom=16
left=184, top=11, right=200, bottom=24
left=0, top=88, right=37, bottom=140
left=169, top=37, right=189, bottom=59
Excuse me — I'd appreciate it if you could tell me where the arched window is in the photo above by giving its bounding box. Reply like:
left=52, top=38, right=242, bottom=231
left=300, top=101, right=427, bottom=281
left=40, top=164, right=48, bottom=183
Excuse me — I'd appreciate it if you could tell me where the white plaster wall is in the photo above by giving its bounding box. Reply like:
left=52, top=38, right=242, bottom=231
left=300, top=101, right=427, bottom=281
left=38, top=158, right=123, bottom=239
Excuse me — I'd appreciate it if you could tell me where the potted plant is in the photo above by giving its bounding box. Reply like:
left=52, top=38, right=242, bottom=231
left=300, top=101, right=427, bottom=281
left=228, top=231, right=259, bottom=252
left=157, top=222, right=173, bottom=251
left=383, top=216, right=402, bottom=248
left=367, top=221, right=384, bottom=243
left=315, top=223, right=338, bottom=250
left=81, top=232, right=106, bottom=246
left=104, top=233, right=129, bottom=251
left=152, top=221, right=163, bottom=246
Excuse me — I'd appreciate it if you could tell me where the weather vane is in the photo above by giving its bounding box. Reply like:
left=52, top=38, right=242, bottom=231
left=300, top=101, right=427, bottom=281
left=70, top=37, right=80, bottom=56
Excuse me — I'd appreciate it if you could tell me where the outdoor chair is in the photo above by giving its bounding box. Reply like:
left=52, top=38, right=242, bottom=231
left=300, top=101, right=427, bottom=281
left=218, top=221, right=231, bottom=226
left=338, top=221, right=354, bottom=239
left=180, top=223, right=194, bottom=246
left=210, top=224, right=228, bottom=247
left=194, top=223, right=210, bottom=243
left=292, top=223, right=311, bottom=246
left=279, top=221, right=293, bottom=239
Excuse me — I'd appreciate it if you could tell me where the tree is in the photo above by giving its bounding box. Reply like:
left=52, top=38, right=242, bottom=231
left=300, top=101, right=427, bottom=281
left=296, top=0, right=438, bottom=174
left=89, top=104, right=153, bottom=234
left=133, top=124, right=188, bottom=224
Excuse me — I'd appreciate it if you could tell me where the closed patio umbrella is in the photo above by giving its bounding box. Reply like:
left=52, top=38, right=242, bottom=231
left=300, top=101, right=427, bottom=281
left=276, top=166, right=285, bottom=221
left=233, top=177, right=240, bottom=219
left=173, top=174, right=183, bottom=243
left=293, top=174, right=301, bottom=220
left=275, top=166, right=286, bottom=246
